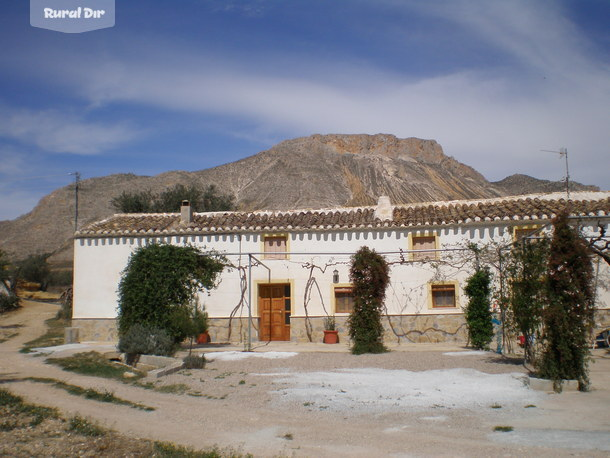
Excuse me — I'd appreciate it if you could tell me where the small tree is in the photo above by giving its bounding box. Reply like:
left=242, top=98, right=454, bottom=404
left=0, top=250, right=11, bottom=289
left=464, top=267, right=494, bottom=350
left=348, top=246, right=390, bottom=354
left=111, top=190, right=155, bottom=213
left=118, top=243, right=225, bottom=344
left=506, top=236, right=550, bottom=363
left=17, top=254, right=51, bottom=291
left=538, top=212, right=595, bottom=391
left=111, top=184, right=234, bottom=214
left=0, top=250, right=19, bottom=313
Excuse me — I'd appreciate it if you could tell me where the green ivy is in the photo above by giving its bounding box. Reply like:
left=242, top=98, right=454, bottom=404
left=464, top=267, right=494, bottom=350
left=347, top=246, right=389, bottom=354
left=117, top=243, right=225, bottom=343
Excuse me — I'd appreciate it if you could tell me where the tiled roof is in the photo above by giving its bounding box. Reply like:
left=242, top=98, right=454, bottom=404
left=76, top=192, right=610, bottom=238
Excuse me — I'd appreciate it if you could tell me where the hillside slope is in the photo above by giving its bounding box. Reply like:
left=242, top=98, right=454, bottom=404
left=0, top=134, right=599, bottom=265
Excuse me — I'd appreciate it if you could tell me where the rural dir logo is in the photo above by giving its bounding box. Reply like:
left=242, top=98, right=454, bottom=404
left=30, top=0, right=115, bottom=33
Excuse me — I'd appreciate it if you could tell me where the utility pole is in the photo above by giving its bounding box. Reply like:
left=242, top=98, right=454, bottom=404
left=541, top=148, right=570, bottom=199
left=70, top=172, right=81, bottom=231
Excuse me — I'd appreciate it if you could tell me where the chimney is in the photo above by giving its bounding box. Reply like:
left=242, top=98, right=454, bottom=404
left=180, top=200, right=192, bottom=225
left=374, top=195, right=393, bottom=221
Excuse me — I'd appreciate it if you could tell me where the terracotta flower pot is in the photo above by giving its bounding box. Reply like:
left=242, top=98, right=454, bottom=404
left=196, top=332, right=211, bottom=344
left=323, top=330, right=339, bottom=344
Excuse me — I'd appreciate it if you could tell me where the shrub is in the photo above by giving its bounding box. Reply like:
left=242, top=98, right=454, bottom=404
left=48, top=270, right=73, bottom=288
left=111, top=189, right=155, bottom=213
left=56, top=287, right=73, bottom=320
left=348, top=246, right=390, bottom=354
left=538, top=212, right=595, bottom=391
left=506, top=236, right=550, bottom=362
left=0, top=293, right=19, bottom=313
left=118, top=324, right=175, bottom=363
left=68, top=415, right=106, bottom=437
left=117, top=243, right=225, bottom=344
left=464, top=267, right=494, bottom=350
left=111, top=184, right=234, bottom=213
left=17, top=254, right=51, bottom=291
left=183, top=354, right=206, bottom=369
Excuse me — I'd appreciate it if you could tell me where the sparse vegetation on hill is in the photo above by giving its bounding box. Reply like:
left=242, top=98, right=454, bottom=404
left=111, top=183, right=235, bottom=213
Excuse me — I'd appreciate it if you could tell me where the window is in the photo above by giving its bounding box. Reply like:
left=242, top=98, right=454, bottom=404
left=513, top=226, right=540, bottom=242
left=334, top=286, right=355, bottom=314
left=263, top=235, right=287, bottom=259
left=430, top=283, right=457, bottom=308
left=411, top=235, right=438, bottom=261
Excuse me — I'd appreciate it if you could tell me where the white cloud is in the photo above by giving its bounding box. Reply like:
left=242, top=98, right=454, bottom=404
left=0, top=147, right=28, bottom=176
left=0, top=106, right=142, bottom=155
left=3, top=1, right=608, bottom=187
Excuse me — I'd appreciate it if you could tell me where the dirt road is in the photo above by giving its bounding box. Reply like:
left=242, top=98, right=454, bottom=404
left=1, top=300, right=609, bottom=457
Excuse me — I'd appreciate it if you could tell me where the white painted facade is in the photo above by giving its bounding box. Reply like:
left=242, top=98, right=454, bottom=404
left=72, top=192, right=610, bottom=342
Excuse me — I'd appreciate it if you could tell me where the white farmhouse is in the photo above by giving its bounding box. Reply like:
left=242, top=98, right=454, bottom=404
left=72, top=192, right=610, bottom=344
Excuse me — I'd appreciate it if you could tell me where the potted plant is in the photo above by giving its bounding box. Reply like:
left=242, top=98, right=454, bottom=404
left=323, top=315, right=339, bottom=344
left=194, top=309, right=211, bottom=344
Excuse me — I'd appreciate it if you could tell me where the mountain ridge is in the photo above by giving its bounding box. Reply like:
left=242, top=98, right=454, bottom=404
left=0, top=134, right=599, bottom=266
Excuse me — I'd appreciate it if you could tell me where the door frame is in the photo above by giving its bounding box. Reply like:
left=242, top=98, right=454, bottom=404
left=256, top=280, right=293, bottom=341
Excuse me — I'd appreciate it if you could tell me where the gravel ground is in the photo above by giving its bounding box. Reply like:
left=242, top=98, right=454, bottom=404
left=2, top=301, right=610, bottom=457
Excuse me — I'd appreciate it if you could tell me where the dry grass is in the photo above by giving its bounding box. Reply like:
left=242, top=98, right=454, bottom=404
left=0, top=388, right=251, bottom=457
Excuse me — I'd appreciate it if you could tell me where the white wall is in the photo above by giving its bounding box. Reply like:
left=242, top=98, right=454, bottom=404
left=73, top=220, right=610, bottom=321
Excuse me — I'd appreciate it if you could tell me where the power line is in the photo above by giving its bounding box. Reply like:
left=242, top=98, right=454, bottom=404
left=69, top=172, right=81, bottom=231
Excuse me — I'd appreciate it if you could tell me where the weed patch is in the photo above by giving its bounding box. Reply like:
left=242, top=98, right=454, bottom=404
left=156, top=383, right=190, bottom=394
left=493, top=426, right=514, bottom=432
left=68, top=416, right=106, bottom=437
left=21, top=317, right=67, bottom=352
left=0, top=388, right=59, bottom=432
left=0, top=387, right=252, bottom=456
left=26, top=377, right=154, bottom=411
left=46, top=351, right=144, bottom=381
left=153, top=441, right=252, bottom=457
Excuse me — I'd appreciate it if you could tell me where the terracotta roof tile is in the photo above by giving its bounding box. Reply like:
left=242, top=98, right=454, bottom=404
left=76, top=192, right=610, bottom=238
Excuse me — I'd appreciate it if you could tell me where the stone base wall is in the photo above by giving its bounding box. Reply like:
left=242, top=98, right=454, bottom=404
left=210, top=316, right=467, bottom=344
left=71, top=318, right=118, bottom=342
left=208, top=317, right=252, bottom=344
left=382, top=314, right=468, bottom=344
left=72, top=314, right=468, bottom=344
left=73, top=309, right=610, bottom=345
left=291, top=314, right=467, bottom=344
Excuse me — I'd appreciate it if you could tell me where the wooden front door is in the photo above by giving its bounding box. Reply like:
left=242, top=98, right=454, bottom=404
left=259, top=284, right=291, bottom=341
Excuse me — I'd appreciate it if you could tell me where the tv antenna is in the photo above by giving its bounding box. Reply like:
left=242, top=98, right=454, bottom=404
left=541, top=148, right=570, bottom=199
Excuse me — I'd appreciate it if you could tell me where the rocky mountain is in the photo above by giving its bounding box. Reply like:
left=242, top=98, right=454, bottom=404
left=492, top=174, right=598, bottom=196
left=0, top=134, right=599, bottom=266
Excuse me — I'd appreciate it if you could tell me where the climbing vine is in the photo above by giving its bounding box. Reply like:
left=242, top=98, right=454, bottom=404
left=538, top=212, right=595, bottom=391
left=118, top=243, right=226, bottom=343
left=464, top=267, right=494, bottom=350
left=348, top=246, right=390, bottom=354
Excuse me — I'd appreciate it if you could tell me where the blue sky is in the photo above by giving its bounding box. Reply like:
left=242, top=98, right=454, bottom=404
left=1, top=0, right=609, bottom=220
